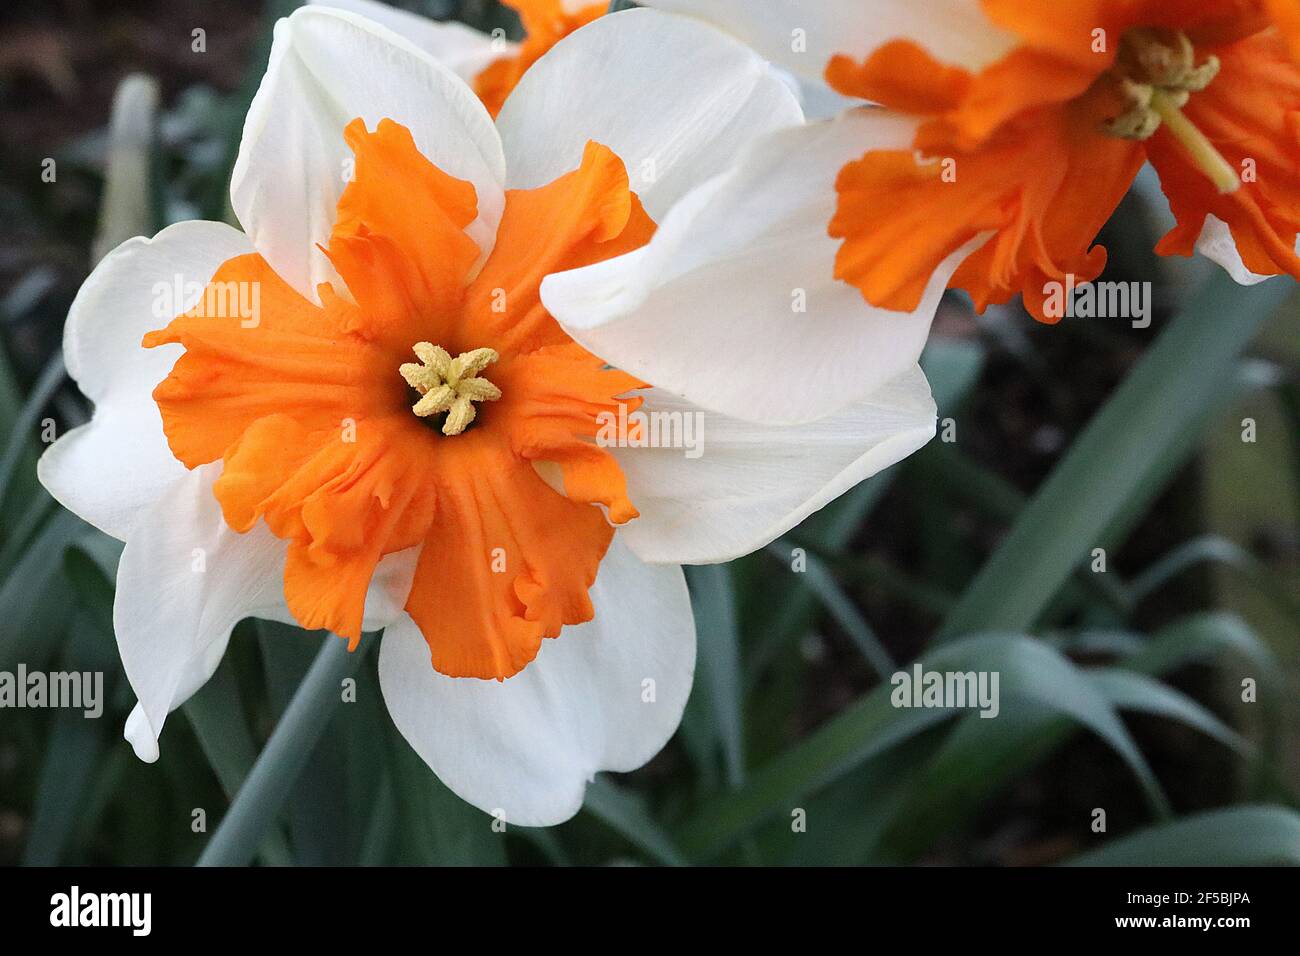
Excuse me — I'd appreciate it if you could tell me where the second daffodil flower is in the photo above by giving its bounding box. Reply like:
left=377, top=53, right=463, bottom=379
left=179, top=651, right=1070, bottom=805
left=643, top=0, right=1300, bottom=322
left=38, top=6, right=947, bottom=826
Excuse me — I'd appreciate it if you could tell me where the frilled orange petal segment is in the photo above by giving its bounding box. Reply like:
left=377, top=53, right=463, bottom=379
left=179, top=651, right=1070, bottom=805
left=830, top=96, right=1144, bottom=322
left=330, top=118, right=482, bottom=344
left=474, top=0, right=605, bottom=118
left=144, top=118, right=654, bottom=679
left=1147, top=30, right=1300, bottom=279
left=464, top=139, right=656, bottom=357
left=831, top=39, right=1106, bottom=154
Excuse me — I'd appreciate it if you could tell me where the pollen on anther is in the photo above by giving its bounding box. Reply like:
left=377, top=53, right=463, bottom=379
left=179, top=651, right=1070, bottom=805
left=399, top=342, right=502, bottom=436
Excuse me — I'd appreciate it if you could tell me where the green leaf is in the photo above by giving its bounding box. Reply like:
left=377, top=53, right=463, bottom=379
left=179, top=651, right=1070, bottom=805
left=910, top=442, right=1025, bottom=523
left=183, top=653, right=293, bottom=866
left=873, top=612, right=1273, bottom=861
left=0, top=488, right=57, bottom=580
left=870, top=702, right=1070, bottom=863
left=940, top=271, right=1293, bottom=638
left=1065, top=805, right=1300, bottom=866
left=183, top=661, right=258, bottom=797
left=0, top=508, right=84, bottom=670
left=515, top=827, right=571, bottom=866
left=1087, top=668, right=1249, bottom=755
left=675, top=679, right=951, bottom=860
left=0, top=335, right=24, bottom=432
left=1125, top=611, right=1282, bottom=678
left=685, top=563, right=745, bottom=788
left=385, top=720, right=507, bottom=866
left=1124, top=612, right=1285, bottom=796
left=768, top=543, right=896, bottom=678
left=0, top=354, right=66, bottom=516
left=258, top=624, right=353, bottom=865
left=581, top=775, right=686, bottom=866
left=61, top=529, right=122, bottom=632
left=937, top=636, right=1170, bottom=815
left=197, top=635, right=365, bottom=866
left=21, top=707, right=103, bottom=865
left=337, top=652, right=393, bottom=863
left=1129, top=534, right=1300, bottom=623
left=764, top=733, right=945, bottom=866
left=677, top=633, right=1171, bottom=860
left=356, top=770, right=397, bottom=866
left=20, top=610, right=118, bottom=865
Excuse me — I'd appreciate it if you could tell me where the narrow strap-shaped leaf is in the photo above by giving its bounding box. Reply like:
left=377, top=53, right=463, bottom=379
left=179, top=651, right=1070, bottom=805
left=940, top=271, right=1292, bottom=638
left=686, top=563, right=745, bottom=788
left=582, top=775, right=687, bottom=866
left=1064, top=805, right=1300, bottom=866
left=196, top=635, right=363, bottom=866
left=1087, top=668, right=1250, bottom=755
left=1129, top=534, right=1300, bottom=622
left=767, top=543, right=896, bottom=679
left=183, top=656, right=293, bottom=866
left=677, top=633, right=1172, bottom=860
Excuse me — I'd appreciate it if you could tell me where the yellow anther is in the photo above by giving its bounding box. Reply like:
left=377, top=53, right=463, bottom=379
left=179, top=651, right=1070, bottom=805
left=401, top=342, right=501, bottom=435
left=411, top=384, right=456, bottom=417
left=1105, top=29, right=1237, bottom=194
left=455, top=377, right=502, bottom=403
left=449, top=347, right=497, bottom=384
left=412, top=342, right=451, bottom=377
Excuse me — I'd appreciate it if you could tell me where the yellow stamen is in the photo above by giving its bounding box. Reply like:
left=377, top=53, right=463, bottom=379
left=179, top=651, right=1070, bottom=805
left=1104, top=29, right=1239, bottom=195
left=1149, top=89, right=1241, bottom=195
left=400, top=342, right=502, bottom=435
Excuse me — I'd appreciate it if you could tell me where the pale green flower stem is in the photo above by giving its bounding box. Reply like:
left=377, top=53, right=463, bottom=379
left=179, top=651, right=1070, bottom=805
left=197, top=635, right=365, bottom=866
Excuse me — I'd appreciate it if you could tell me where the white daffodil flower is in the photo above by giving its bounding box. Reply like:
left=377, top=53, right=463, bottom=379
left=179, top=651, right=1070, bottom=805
left=639, top=0, right=1300, bottom=321
left=38, top=5, right=945, bottom=826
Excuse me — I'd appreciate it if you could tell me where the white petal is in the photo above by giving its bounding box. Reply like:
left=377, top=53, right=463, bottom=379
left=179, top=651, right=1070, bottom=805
left=37, top=221, right=251, bottom=541
left=495, top=7, right=802, bottom=219
left=231, top=5, right=506, bottom=301
left=118, top=462, right=419, bottom=762
left=1194, top=214, right=1284, bottom=287
left=637, top=0, right=1017, bottom=84
left=614, top=366, right=935, bottom=564
left=542, top=110, right=978, bottom=424
left=308, top=0, right=510, bottom=80
left=379, top=537, right=695, bottom=827
left=365, top=545, right=422, bottom=629
left=791, top=71, right=864, bottom=120
left=117, top=463, right=288, bottom=762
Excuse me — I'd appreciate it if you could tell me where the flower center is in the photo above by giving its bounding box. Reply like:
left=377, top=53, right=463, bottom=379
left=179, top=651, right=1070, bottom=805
left=399, top=342, right=502, bottom=436
left=1105, top=28, right=1239, bottom=194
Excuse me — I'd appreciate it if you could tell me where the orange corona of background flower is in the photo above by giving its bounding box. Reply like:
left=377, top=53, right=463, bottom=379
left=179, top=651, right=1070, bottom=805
left=825, top=0, right=1300, bottom=322
left=475, top=0, right=606, bottom=116
left=144, top=119, right=653, bottom=681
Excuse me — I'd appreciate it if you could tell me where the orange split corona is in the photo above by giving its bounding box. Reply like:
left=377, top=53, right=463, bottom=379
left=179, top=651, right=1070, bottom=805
left=645, top=0, right=1300, bottom=323
left=144, top=122, right=649, bottom=679
left=831, top=0, right=1300, bottom=322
